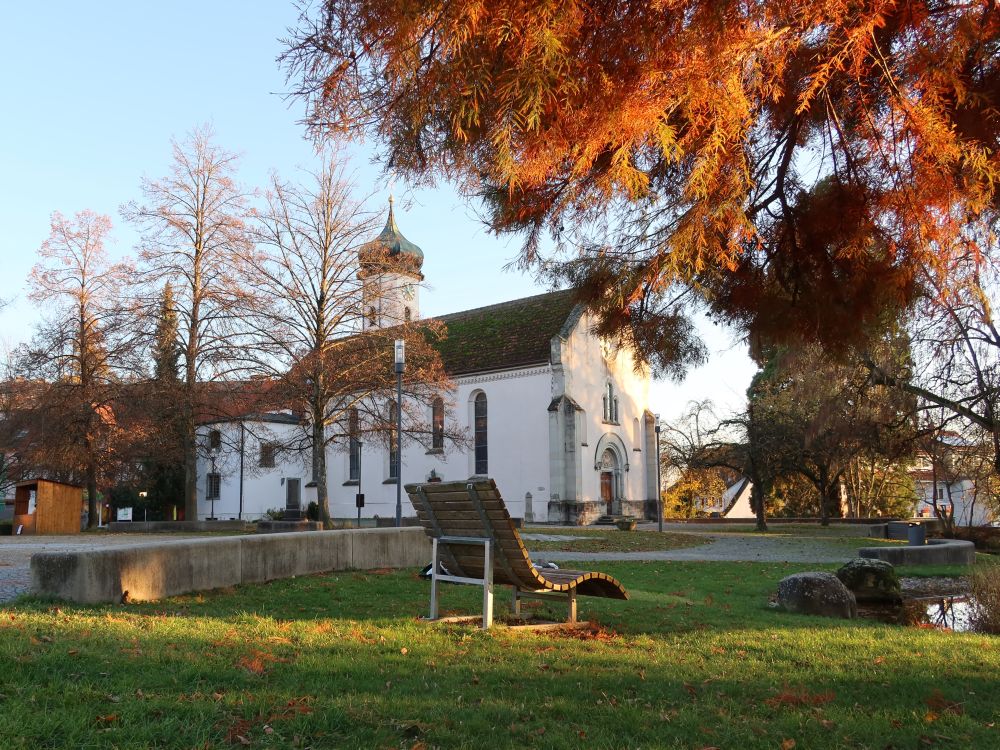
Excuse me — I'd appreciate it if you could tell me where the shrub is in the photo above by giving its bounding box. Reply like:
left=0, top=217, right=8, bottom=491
left=970, top=566, right=1000, bottom=634
left=264, top=508, right=284, bottom=521
left=306, top=501, right=319, bottom=521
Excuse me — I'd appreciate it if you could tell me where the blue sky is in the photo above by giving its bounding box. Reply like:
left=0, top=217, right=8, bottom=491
left=0, top=1, right=755, bottom=420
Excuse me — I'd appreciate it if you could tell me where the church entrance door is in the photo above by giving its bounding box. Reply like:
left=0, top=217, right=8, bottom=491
left=600, top=472, right=613, bottom=514
left=599, top=447, right=619, bottom=515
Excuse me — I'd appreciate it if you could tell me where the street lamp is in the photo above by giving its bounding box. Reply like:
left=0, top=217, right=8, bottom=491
left=394, top=338, right=405, bottom=527
left=355, top=440, right=363, bottom=529
left=654, top=413, right=663, bottom=533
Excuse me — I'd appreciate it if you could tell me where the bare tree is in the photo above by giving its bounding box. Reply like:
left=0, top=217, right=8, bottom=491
left=661, top=398, right=789, bottom=532
left=868, top=240, right=1000, bottom=475
left=13, top=211, right=137, bottom=526
left=124, top=126, right=253, bottom=521
left=239, top=154, right=457, bottom=526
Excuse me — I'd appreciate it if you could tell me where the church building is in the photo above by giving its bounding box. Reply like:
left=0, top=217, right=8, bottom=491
left=195, top=203, right=659, bottom=525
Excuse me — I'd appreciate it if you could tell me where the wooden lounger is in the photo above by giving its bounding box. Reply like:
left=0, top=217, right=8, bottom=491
left=405, top=479, right=628, bottom=629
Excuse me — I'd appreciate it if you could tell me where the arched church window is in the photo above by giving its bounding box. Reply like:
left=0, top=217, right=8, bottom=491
left=474, top=392, right=488, bottom=475
left=404, top=307, right=412, bottom=322
left=348, top=408, right=360, bottom=481
left=367, top=305, right=378, bottom=326
left=431, top=396, right=444, bottom=450
left=604, top=382, right=619, bottom=423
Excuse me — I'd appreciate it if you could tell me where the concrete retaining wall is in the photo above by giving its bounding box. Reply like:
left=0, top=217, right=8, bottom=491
left=108, top=520, right=254, bottom=533
left=858, top=538, right=975, bottom=566
left=30, top=527, right=432, bottom=604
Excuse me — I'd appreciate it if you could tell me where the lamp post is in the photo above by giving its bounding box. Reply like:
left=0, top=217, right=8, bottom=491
left=394, top=338, right=405, bottom=527
left=654, top=414, right=663, bottom=533
left=356, top=440, right=363, bottom=529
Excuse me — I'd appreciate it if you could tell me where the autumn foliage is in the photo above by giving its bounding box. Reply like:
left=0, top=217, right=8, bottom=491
left=284, top=0, right=1000, bottom=365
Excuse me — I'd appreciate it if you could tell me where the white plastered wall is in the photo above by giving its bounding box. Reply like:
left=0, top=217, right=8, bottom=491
left=554, top=311, right=654, bottom=506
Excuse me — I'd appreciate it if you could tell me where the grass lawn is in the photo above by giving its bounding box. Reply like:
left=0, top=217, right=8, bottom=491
left=2, top=560, right=999, bottom=749
left=670, top=523, right=894, bottom=537
left=522, top=524, right=900, bottom=555
left=522, top=527, right=708, bottom=553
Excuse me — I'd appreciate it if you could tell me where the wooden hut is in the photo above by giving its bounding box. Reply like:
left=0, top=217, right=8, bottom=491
left=12, top=479, right=84, bottom=535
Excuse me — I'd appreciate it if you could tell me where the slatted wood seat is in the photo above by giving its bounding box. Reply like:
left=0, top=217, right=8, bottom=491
left=406, top=479, right=628, bottom=628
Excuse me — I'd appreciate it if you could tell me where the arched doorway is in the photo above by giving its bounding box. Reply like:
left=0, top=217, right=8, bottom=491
left=599, top=447, right=620, bottom=515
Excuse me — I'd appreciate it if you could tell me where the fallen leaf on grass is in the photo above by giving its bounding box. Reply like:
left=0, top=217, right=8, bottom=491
left=766, top=687, right=835, bottom=709
left=269, top=698, right=313, bottom=721
left=925, top=690, right=964, bottom=716
left=235, top=649, right=288, bottom=676
left=781, top=740, right=797, bottom=750
left=96, top=714, right=118, bottom=725
left=393, top=720, right=430, bottom=738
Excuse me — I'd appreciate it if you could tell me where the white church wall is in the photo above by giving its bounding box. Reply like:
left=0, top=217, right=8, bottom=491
left=323, top=367, right=554, bottom=521
left=558, top=312, right=653, bottom=507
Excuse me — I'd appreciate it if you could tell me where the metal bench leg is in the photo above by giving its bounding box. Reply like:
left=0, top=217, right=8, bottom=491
left=567, top=589, right=577, bottom=624
left=429, top=538, right=440, bottom=620
left=512, top=587, right=521, bottom=618
left=482, top=540, right=494, bottom=629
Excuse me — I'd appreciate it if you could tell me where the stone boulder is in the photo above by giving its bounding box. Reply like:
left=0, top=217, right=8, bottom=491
left=835, top=558, right=902, bottom=603
left=776, top=572, right=857, bottom=619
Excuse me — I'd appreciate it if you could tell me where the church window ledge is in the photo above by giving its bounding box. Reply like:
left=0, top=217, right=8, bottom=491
left=601, top=419, right=620, bottom=426
left=382, top=478, right=399, bottom=485
left=342, top=479, right=359, bottom=487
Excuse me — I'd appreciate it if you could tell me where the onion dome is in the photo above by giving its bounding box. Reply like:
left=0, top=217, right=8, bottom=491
left=359, top=196, right=424, bottom=278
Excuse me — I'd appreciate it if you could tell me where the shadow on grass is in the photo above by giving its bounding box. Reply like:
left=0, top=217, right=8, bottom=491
left=1, top=563, right=998, bottom=749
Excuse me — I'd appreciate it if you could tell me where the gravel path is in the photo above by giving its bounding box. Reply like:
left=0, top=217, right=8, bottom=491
left=531, top=532, right=869, bottom=564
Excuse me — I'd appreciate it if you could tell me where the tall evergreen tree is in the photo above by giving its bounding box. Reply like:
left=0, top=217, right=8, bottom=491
left=153, top=282, right=180, bottom=383
left=142, top=282, right=185, bottom=517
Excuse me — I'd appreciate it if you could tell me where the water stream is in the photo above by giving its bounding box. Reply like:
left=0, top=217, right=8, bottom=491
left=857, top=577, right=976, bottom=632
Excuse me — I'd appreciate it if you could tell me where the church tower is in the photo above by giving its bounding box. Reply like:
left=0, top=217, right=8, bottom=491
left=358, top=197, right=424, bottom=330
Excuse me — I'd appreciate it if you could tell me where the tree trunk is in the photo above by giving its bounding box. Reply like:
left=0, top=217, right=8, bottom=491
left=85, top=452, right=99, bottom=529
left=183, top=424, right=197, bottom=522
left=751, top=480, right=768, bottom=532
left=312, top=411, right=332, bottom=529
left=819, top=468, right=831, bottom=527
left=183, top=298, right=199, bottom=521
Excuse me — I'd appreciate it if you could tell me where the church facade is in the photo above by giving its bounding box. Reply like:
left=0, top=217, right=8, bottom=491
left=195, top=204, right=659, bottom=524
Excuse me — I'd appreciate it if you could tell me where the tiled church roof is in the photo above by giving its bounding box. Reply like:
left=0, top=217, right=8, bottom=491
left=433, top=289, right=581, bottom=376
